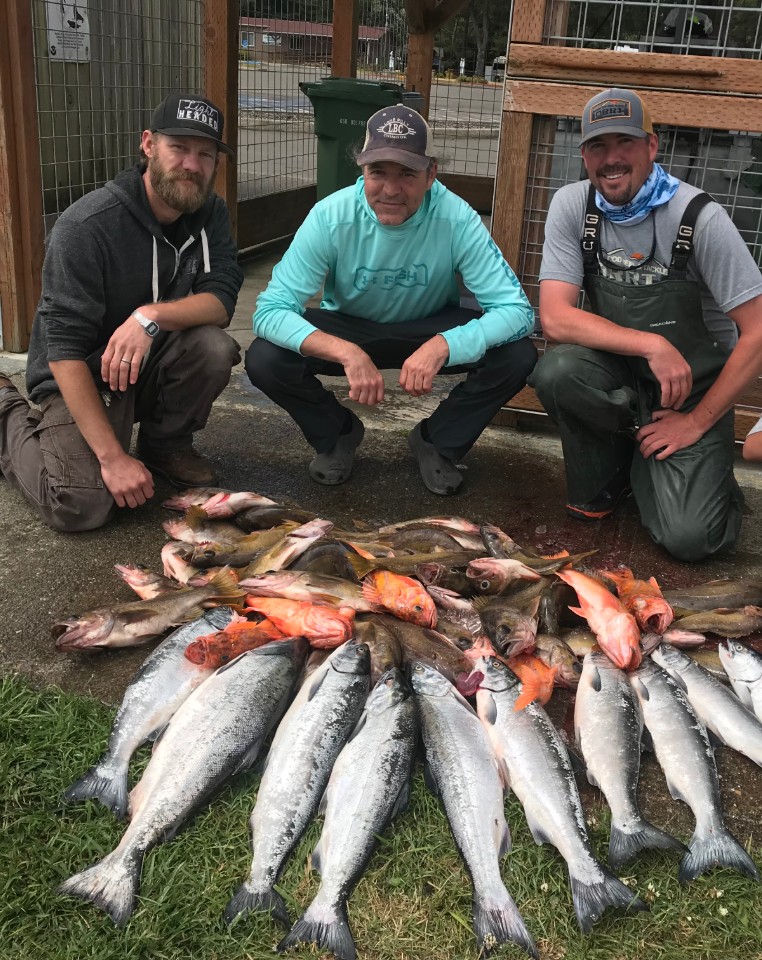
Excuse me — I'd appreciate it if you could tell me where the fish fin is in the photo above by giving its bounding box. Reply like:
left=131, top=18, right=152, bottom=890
left=608, top=820, right=687, bottom=871
left=513, top=676, right=544, bottom=711
left=57, top=848, right=142, bottom=928
left=346, top=712, right=368, bottom=744
left=423, top=757, right=441, bottom=799
left=631, top=677, right=649, bottom=701
left=317, top=785, right=329, bottom=818
left=640, top=725, right=654, bottom=752
left=705, top=726, right=726, bottom=749
left=223, top=882, right=290, bottom=929
left=590, top=665, right=602, bottom=692
left=470, top=595, right=492, bottom=612
left=585, top=768, right=601, bottom=790
left=205, top=567, right=245, bottom=600
left=472, top=891, right=538, bottom=960
left=348, top=554, right=376, bottom=580
left=277, top=900, right=355, bottom=960
left=663, top=776, right=689, bottom=805
left=569, top=867, right=648, bottom=933
left=481, top=691, right=498, bottom=726
left=184, top=505, right=209, bottom=528
left=231, top=738, right=265, bottom=777
left=390, top=777, right=412, bottom=821
left=311, top=838, right=324, bottom=875
left=668, top=671, right=689, bottom=694
left=306, top=670, right=327, bottom=702
left=679, top=828, right=761, bottom=883
left=524, top=810, right=553, bottom=847
left=497, top=818, right=512, bottom=858
left=62, top=758, right=129, bottom=821
left=361, top=579, right=384, bottom=607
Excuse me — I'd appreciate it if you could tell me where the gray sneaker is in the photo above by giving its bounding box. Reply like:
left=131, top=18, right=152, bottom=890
left=408, top=421, right=463, bottom=496
left=308, top=413, right=365, bottom=485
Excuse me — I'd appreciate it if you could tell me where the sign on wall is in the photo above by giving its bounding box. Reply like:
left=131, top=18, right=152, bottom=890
left=47, top=1, right=91, bottom=61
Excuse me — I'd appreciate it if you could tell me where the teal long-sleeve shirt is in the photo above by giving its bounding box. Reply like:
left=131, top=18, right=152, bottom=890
left=253, top=177, right=534, bottom=367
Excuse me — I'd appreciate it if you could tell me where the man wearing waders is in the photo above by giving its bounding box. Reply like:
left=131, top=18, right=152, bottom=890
left=529, top=88, right=762, bottom=561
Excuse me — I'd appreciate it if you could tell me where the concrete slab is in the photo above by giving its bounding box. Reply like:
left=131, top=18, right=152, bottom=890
left=3, top=246, right=762, bottom=846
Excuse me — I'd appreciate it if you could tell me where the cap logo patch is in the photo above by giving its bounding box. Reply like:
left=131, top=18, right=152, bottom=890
left=377, top=117, right=416, bottom=140
left=176, top=98, right=220, bottom=133
left=590, top=99, right=632, bottom=124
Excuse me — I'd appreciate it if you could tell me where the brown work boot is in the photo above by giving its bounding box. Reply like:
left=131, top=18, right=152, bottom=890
left=137, top=442, right=217, bottom=487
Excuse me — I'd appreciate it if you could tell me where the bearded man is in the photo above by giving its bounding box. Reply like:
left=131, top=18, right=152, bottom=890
left=0, top=93, right=242, bottom=531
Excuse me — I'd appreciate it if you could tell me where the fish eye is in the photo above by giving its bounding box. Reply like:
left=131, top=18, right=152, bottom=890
left=480, top=580, right=491, bottom=591
left=455, top=637, right=472, bottom=650
left=203, top=549, right=216, bottom=559
left=414, top=604, right=423, bottom=612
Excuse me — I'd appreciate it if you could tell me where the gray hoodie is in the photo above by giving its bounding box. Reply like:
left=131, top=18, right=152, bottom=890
left=27, top=164, right=243, bottom=403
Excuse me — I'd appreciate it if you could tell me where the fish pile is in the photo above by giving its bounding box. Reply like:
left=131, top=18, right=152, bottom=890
left=55, top=486, right=762, bottom=958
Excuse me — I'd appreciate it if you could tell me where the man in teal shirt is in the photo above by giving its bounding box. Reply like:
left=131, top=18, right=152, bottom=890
left=246, top=105, right=535, bottom=495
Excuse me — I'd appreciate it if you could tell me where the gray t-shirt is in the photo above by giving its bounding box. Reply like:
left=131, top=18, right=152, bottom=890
left=540, top=179, right=762, bottom=351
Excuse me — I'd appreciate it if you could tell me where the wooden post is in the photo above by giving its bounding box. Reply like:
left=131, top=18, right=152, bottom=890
left=406, top=33, right=434, bottom=115
left=332, top=0, right=359, bottom=77
left=204, top=0, right=238, bottom=237
left=0, top=0, right=45, bottom=353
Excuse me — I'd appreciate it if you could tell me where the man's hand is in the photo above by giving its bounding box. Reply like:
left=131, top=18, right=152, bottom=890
left=101, top=313, right=154, bottom=391
left=643, top=340, right=693, bottom=410
left=637, top=408, right=704, bottom=461
left=99, top=449, right=155, bottom=508
left=399, top=335, right=449, bottom=397
left=343, top=345, right=385, bottom=405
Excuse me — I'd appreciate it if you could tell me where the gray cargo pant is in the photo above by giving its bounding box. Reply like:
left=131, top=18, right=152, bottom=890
left=0, top=326, right=239, bottom=532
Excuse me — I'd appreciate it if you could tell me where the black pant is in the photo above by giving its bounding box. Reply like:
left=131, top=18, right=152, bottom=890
left=245, top=306, right=537, bottom=460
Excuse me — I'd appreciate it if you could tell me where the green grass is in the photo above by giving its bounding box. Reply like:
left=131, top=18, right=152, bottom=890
left=2, top=673, right=762, bottom=960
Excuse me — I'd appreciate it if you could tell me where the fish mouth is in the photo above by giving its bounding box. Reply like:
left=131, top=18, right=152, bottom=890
left=52, top=613, right=115, bottom=650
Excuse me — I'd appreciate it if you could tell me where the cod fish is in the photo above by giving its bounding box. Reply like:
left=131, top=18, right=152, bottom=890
left=671, top=606, right=762, bottom=639
left=224, top=641, right=370, bottom=927
left=412, top=661, right=538, bottom=959
left=239, top=569, right=374, bottom=611
left=62, top=607, right=237, bottom=819
left=533, top=633, right=582, bottom=688
left=719, top=641, right=762, bottom=720
left=52, top=568, right=243, bottom=651
left=476, top=656, right=647, bottom=932
left=663, top=578, right=762, bottom=613
left=114, top=563, right=183, bottom=600
left=628, top=657, right=760, bottom=883
left=277, top=668, right=417, bottom=960
left=651, top=644, right=762, bottom=768
left=574, top=651, right=685, bottom=869
left=58, top=638, right=307, bottom=926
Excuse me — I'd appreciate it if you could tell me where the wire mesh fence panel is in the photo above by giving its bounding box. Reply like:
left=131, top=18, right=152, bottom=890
left=518, top=115, right=762, bottom=337
left=32, top=0, right=204, bottom=232
left=543, top=0, right=762, bottom=58
left=238, top=2, right=333, bottom=200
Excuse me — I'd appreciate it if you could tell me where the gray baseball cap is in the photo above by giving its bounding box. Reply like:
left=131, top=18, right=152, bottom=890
left=357, top=105, right=435, bottom=171
left=579, top=88, right=654, bottom=146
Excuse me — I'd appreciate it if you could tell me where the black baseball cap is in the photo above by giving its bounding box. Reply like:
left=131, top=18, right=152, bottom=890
left=357, top=105, right=435, bottom=171
left=150, top=92, right=234, bottom=156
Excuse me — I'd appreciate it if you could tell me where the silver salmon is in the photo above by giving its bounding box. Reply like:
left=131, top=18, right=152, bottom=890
left=476, top=656, right=647, bottom=933
left=277, top=668, right=417, bottom=959
left=224, top=641, right=370, bottom=928
left=412, top=661, right=538, bottom=959
left=575, top=651, right=685, bottom=869
left=629, top=657, right=760, bottom=883
left=62, top=607, right=237, bottom=819
left=719, top=640, right=762, bottom=720
left=58, top=638, right=307, bottom=926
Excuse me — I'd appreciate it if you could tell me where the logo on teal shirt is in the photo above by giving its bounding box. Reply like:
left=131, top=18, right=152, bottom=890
left=354, top=264, right=429, bottom=291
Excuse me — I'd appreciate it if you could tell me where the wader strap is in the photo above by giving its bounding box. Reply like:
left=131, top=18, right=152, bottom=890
left=581, top=183, right=601, bottom=274
left=669, top=192, right=713, bottom=278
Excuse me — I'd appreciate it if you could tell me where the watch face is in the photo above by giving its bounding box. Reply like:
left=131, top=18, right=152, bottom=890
left=146, top=321, right=160, bottom=337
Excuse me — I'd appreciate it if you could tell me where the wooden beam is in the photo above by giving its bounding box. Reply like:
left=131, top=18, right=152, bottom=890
left=204, top=0, right=238, bottom=237
left=509, top=44, right=762, bottom=96
left=438, top=173, right=494, bottom=213
left=491, top=111, right=533, bottom=272
left=504, top=80, right=762, bottom=133
left=406, top=33, right=434, bottom=115
left=332, top=0, right=359, bottom=77
left=0, top=0, right=44, bottom=353
left=510, top=0, right=549, bottom=44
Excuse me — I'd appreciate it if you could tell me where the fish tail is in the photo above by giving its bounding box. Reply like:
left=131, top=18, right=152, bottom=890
left=609, top=819, right=687, bottom=871
left=57, top=847, right=142, bottom=927
left=679, top=828, right=761, bottom=883
left=472, top=890, right=538, bottom=958
left=223, top=881, right=290, bottom=928
left=277, top=899, right=356, bottom=960
left=62, top=759, right=129, bottom=820
left=570, top=867, right=648, bottom=933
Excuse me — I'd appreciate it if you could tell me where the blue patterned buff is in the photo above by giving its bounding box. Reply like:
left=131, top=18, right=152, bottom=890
left=595, top=162, right=680, bottom=225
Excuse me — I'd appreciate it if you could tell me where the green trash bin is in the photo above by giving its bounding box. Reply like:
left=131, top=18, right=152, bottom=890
left=299, top=77, right=426, bottom=200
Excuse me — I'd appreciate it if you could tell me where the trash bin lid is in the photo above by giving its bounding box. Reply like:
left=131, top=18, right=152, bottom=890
left=299, top=77, right=405, bottom=103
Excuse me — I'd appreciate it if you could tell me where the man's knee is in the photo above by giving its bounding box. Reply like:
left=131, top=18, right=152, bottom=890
left=490, top=336, right=538, bottom=378
left=245, top=338, right=300, bottom=389
left=45, top=489, right=115, bottom=533
left=182, top=327, right=240, bottom=381
left=528, top=344, right=588, bottom=397
left=647, top=510, right=740, bottom=563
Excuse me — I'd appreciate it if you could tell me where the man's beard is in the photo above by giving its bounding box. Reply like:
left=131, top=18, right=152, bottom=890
left=148, top=155, right=214, bottom=214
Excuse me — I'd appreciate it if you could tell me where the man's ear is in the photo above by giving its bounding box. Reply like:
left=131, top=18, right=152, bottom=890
left=141, top=130, right=157, bottom=158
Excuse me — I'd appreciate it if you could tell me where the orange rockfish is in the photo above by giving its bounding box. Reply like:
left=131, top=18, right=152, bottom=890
left=600, top=567, right=674, bottom=635
left=505, top=653, right=559, bottom=710
left=361, top=570, right=437, bottom=628
left=243, top=597, right=355, bottom=648
left=555, top=569, right=642, bottom=671
left=184, top=617, right=286, bottom=669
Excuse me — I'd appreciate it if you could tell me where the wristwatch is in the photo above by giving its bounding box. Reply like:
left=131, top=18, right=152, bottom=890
left=132, top=310, right=160, bottom=338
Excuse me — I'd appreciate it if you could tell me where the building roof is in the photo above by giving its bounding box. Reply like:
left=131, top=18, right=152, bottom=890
left=239, top=17, right=387, bottom=41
